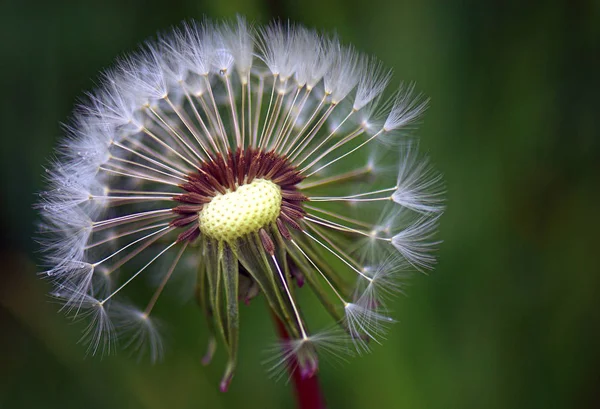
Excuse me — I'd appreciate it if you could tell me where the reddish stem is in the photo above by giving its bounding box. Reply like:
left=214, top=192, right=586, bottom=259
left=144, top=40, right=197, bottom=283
left=273, top=315, right=327, bottom=409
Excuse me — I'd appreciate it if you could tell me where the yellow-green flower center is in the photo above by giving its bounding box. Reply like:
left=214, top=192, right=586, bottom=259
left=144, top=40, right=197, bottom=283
left=198, top=178, right=282, bottom=242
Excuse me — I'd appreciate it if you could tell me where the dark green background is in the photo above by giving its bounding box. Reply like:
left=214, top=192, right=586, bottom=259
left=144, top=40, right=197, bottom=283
left=1, top=0, right=598, bottom=408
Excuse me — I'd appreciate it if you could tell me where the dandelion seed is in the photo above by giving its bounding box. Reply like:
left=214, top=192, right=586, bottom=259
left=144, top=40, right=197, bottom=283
left=37, top=16, right=444, bottom=389
left=392, top=145, right=446, bottom=214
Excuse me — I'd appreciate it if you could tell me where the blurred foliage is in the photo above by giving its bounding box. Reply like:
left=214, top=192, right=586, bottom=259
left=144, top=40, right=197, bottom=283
left=1, top=0, right=599, bottom=408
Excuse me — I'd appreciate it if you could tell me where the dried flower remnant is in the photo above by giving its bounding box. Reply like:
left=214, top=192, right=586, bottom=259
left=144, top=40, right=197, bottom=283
left=37, top=17, right=445, bottom=390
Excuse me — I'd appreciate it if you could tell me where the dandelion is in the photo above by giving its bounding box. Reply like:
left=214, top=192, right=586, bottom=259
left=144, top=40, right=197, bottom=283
left=37, top=16, right=445, bottom=393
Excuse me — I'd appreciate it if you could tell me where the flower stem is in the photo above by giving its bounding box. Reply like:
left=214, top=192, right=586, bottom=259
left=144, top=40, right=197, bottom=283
left=272, top=314, right=327, bottom=409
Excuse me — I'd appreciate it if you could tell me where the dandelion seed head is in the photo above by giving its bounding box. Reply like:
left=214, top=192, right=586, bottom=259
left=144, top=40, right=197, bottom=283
left=37, top=16, right=445, bottom=387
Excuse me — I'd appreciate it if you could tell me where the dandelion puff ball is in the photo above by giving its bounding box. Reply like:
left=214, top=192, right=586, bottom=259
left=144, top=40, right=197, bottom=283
left=37, top=16, right=445, bottom=390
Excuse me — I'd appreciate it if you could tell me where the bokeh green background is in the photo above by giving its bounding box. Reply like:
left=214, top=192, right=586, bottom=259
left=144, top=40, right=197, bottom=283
left=1, top=0, right=598, bottom=408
